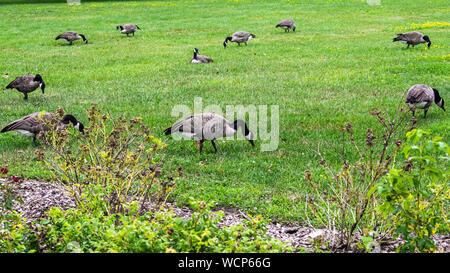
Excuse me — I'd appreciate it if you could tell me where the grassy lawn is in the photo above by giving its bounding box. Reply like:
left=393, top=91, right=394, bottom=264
left=0, top=0, right=448, bottom=224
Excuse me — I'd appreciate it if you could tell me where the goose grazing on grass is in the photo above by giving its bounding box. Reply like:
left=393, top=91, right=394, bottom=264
left=276, top=19, right=296, bottom=32
left=406, top=84, right=445, bottom=118
left=190, top=48, right=213, bottom=63
left=223, top=31, right=256, bottom=48
left=116, top=24, right=141, bottom=36
left=5, top=74, right=45, bottom=100
left=1, top=112, right=85, bottom=145
left=393, top=31, right=431, bottom=48
left=164, top=113, right=255, bottom=153
left=55, top=31, right=88, bottom=45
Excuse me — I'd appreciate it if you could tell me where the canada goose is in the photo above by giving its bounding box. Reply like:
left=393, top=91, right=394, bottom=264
left=406, top=84, right=445, bottom=118
left=393, top=31, right=431, bottom=48
left=163, top=113, right=255, bottom=153
left=223, top=31, right=256, bottom=48
left=116, top=24, right=141, bottom=37
left=5, top=74, right=45, bottom=100
left=190, top=48, right=213, bottom=63
left=276, top=19, right=296, bottom=32
left=55, top=31, right=88, bottom=45
left=1, top=112, right=85, bottom=145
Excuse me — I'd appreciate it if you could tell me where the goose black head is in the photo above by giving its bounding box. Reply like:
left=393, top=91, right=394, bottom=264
left=62, top=114, right=85, bottom=135
left=194, top=48, right=199, bottom=54
left=433, top=88, right=445, bottom=111
left=34, top=74, right=45, bottom=94
left=223, top=37, right=232, bottom=48
left=250, top=33, right=256, bottom=38
left=116, top=25, right=123, bottom=31
left=79, top=34, right=88, bottom=44
left=233, top=120, right=255, bottom=147
left=423, top=35, right=431, bottom=48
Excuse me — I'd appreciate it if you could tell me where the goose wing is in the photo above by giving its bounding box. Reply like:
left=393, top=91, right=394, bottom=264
left=124, top=24, right=138, bottom=31
left=6, top=74, right=34, bottom=89
left=197, top=54, right=213, bottom=63
left=1, top=112, right=53, bottom=133
left=233, top=31, right=251, bottom=39
left=165, top=113, right=230, bottom=139
left=406, top=85, right=434, bottom=104
left=395, top=31, right=423, bottom=42
left=56, top=31, right=77, bottom=40
left=276, top=19, right=294, bottom=27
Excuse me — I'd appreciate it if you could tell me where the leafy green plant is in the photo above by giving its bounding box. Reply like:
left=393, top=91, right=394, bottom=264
left=4, top=199, right=291, bottom=253
left=377, top=129, right=449, bottom=253
left=36, top=106, right=176, bottom=216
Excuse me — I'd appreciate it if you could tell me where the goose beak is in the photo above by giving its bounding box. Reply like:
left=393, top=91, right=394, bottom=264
left=249, top=139, right=255, bottom=147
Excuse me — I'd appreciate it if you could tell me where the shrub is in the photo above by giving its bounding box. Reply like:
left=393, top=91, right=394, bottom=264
left=377, top=129, right=449, bottom=253
left=302, top=102, right=415, bottom=250
left=35, top=106, right=175, bottom=216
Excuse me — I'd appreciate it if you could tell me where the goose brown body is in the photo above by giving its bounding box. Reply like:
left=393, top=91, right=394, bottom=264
left=116, top=24, right=140, bottom=36
left=55, top=31, right=88, bottom=45
left=406, top=84, right=445, bottom=117
left=223, top=31, right=256, bottom=48
left=276, top=19, right=296, bottom=32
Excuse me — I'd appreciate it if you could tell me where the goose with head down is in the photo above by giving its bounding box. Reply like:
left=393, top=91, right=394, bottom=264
left=406, top=84, right=445, bottom=118
left=116, top=24, right=141, bottom=37
left=55, top=31, right=88, bottom=45
left=164, top=113, right=255, bottom=153
left=223, top=31, right=256, bottom=48
left=393, top=31, right=431, bottom=48
left=5, top=74, right=45, bottom=100
left=276, top=19, right=296, bottom=32
left=1, top=112, right=85, bottom=145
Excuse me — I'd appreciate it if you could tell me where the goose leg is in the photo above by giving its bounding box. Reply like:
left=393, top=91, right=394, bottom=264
left=238, top=42, right=241, bottom=46
left=70, top=41, right=73, bottom=45
left=211, top=140, right=218, bottom=153
left=33, top=135, right=37, bottom=146
left=407, top=43, right=410, bottom=49
left=199, top=140, right=204, bottom=153
left=424, top=108, right=428, bottom=118
left=23, top=93, right=28, bottom=100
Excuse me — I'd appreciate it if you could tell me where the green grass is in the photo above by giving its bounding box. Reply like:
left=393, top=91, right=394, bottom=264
left=0, top=0, right=448, bottom=223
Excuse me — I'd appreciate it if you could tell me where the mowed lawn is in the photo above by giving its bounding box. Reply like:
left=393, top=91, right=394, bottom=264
left=0, top=0, right=448, bottom=223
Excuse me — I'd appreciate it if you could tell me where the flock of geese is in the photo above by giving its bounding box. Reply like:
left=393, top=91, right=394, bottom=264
left=1, top=18, right=446, bottom=153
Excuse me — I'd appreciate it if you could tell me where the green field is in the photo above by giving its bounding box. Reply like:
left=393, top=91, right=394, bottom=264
left=0, top=0, right=448, bottom=223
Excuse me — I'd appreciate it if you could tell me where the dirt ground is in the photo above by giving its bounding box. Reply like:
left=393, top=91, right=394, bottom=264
left=1, top=179, right=449, bottom=253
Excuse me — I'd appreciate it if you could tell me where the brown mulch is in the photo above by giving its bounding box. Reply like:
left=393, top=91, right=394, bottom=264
left=1, top=178, right=449, bottom=253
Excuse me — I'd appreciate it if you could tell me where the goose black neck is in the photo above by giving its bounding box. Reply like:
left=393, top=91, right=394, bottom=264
left=233, top=120, right=250, bottom=136
left=433, top=88, right=441, bottom=104
left=62, top=114, right=78, bottom=125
